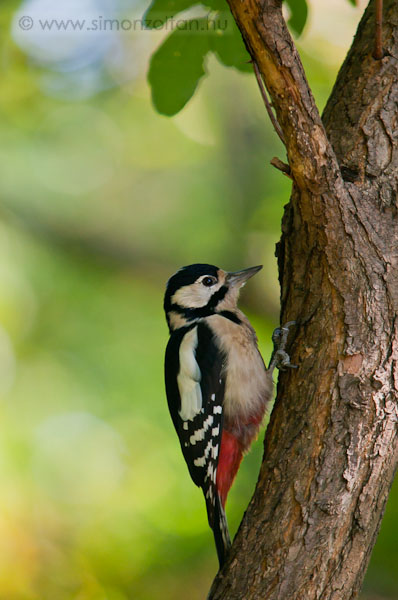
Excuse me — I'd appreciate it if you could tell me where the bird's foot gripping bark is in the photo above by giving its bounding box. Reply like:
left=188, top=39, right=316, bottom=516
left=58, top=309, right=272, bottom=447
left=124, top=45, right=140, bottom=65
left=268, top=321, right=297, bottom=373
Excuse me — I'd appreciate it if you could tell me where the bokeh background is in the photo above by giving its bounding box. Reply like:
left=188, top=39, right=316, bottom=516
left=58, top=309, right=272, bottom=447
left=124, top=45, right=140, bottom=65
left=0, top=0, right=397, bottom=598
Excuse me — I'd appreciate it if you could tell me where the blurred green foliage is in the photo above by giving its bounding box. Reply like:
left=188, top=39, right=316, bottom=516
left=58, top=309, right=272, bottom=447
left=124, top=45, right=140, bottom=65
left=145, top=0, right=251, bottom=114
left=145, top=0, right=357, bottom=115
left=0, top=0, right=396, bottom=599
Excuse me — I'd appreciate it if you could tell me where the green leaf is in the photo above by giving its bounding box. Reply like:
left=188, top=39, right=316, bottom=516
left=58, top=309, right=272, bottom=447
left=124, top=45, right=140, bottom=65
left=205, top=0, right=228, bottom=9
left=209, top=10, right=252, bottom=72
left=148, top=19, right=211, bottom=115
left=285, top=0, right=308, bottom=37
left=143, top=0, right=226, bottom=29
left=146, top=2, right=251, bottom=116
left=144, top=0, right=198, bottom=28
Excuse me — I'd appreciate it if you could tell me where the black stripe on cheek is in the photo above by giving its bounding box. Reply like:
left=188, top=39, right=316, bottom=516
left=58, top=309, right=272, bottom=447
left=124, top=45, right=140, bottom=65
left=219, top=310, right=241, bottom=325
left=168, top=304, right=196, bottom=321
left=168, top=286, right=229, bottom=321
left=207, top=286, right=228, bottom=310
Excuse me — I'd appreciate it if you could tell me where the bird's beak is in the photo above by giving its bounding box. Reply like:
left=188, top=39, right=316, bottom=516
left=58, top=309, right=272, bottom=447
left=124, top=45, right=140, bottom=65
left=226, top=265, right=263, bottom=288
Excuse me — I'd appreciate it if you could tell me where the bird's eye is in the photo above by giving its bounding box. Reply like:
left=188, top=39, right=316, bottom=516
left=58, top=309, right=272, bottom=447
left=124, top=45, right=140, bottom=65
left=202, top=276, right=215, bottom=287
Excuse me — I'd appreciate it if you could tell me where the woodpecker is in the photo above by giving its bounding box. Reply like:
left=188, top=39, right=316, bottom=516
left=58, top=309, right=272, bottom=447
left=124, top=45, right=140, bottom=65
left=163, top=263, right=294, bottom=567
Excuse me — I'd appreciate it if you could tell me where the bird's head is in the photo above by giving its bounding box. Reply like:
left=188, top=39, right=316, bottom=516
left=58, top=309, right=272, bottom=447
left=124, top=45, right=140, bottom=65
left=164, top=263, right=262, bottom=331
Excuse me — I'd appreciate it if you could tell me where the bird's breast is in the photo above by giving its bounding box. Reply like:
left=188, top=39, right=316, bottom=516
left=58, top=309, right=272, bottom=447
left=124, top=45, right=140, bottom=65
left=205, top=313, right=273, bottom=425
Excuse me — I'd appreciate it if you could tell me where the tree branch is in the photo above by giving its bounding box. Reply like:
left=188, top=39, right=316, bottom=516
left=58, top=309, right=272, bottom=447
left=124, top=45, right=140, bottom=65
left=373, top=0, right=384, bottom=59
left=209, top=1, right=398, bottom=598
left=252, top=60, right=285, bottom=144
left=226, top=0, right=341, bottom=192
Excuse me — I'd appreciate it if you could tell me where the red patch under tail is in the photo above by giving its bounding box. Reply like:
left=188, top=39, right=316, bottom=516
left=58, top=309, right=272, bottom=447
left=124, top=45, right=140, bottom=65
left=216, top=431, right=243, bottom=508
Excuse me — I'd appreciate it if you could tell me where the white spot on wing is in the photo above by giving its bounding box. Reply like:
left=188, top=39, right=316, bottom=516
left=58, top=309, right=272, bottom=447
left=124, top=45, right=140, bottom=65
left=212, top=426, right=220, bottom=437
left=183, top=422, right=188, bottom=430
left=194, top=456, right=206, bottom=467
left=177, top=327, right=202, bottom=421
left=213, top=406, right=222, bottom=414
left=190, top=428, right=205, bottom=444
left=204, top=440, right=213, bottom=457
left=189, top=415, right=214, bottom=445
left=203, top=415, right=214, bottom=429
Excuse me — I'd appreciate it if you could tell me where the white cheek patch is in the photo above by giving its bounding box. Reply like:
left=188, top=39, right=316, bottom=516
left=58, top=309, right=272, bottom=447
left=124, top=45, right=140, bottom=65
left=171, top=279, right=225, bottom=309
left=177, top=327, right=202, bottom=421
left=171, top=284, right=211, bottom=309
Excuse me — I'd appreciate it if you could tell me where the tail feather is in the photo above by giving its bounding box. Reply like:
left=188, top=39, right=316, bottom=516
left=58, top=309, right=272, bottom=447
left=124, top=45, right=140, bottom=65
left=212, top=493, right=231, bottom=568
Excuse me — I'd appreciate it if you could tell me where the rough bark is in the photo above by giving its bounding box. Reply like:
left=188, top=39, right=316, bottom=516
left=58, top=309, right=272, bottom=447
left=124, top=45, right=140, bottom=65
left=209, top=1, right=398, bottom=599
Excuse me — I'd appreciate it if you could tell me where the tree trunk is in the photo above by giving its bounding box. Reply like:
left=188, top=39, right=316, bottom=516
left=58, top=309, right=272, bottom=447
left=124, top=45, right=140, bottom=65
left=209, top=1, right=398, bottom=599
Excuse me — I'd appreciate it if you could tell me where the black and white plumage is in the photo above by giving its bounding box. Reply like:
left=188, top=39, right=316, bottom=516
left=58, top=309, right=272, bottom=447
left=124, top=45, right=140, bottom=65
left=163, top=263, right=294, bottom=567
left=165, top=319, right=230, bottom=563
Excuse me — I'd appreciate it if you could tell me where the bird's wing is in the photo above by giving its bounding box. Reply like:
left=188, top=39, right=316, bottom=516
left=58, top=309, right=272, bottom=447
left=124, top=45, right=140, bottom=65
left=165, top=321, right=230, bottom=562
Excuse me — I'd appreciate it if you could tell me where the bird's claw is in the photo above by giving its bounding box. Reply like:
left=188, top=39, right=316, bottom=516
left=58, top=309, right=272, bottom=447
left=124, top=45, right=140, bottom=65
left=268, top=320, right=297, bottom=373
